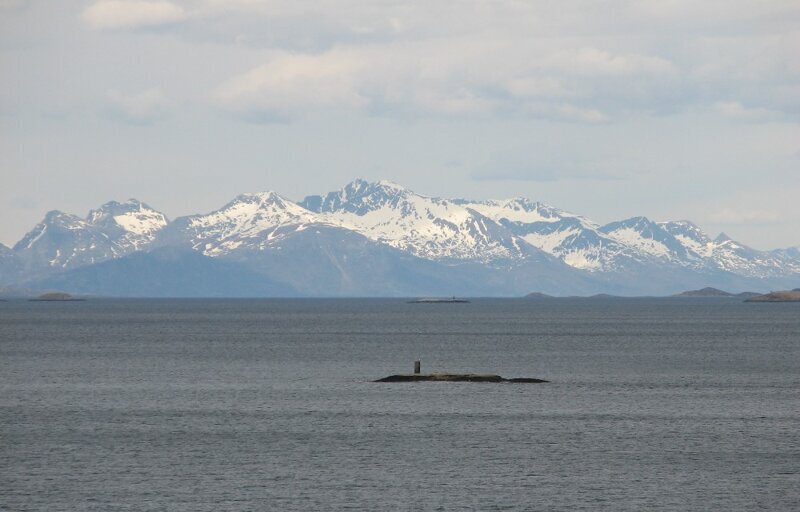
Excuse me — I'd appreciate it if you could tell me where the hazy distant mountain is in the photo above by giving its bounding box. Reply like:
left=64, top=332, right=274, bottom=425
left=5, top=179, right=800, bottom=296
left=0, top=243, right=22, bottom=285
left=27, top=247, right=294, bottom=298
left=220, top=223, right=490, bottom=297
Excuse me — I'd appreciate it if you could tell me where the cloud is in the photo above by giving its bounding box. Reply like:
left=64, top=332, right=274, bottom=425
left=83, top=1, right=186, bottom=31
left=714, top=101, right=784, bottom=122
left=73, top=1, right=796, bottom=123
left=213, top=43, right=675, bottom=121
left=71, top=1, right=797, bottom=123
left=106, top=88, right=171, bottom=124
left=542, top=47, right=678, bottom=77
left=214, top=50, right=368, bottom=119
left=708, top=208, right=782, bottom=225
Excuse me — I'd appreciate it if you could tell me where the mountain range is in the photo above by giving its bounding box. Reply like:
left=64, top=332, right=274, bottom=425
left=2, top=179, right=798, bottom=297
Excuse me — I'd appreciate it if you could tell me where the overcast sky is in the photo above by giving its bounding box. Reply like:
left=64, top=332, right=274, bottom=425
left=1, top=0, right=798, bottom=249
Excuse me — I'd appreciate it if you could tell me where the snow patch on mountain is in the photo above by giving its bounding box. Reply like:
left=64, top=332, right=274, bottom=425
left=604, top=226, right=672, bottom=258
left=456, top=198, right=579, bottom=225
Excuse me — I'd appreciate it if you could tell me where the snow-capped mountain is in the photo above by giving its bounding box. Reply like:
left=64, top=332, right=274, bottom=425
left=706, top=233, right=797, bottom=278
left=160, top=191, right=323, bottom=256
left=658, top=220, right=713, bottom=257
left=599, top=216, right=697, bottom=265
left=456, top=198, right=640, bottom=271
left=301, top=179, right=537, bottom=263
left=13, top=211, right=116, bottom=272
left=12, top=200, right=167, bottom=274
left=659, top=221, right=799, bottom=278
left=87, top=199, right=168, bottom=252
left=5, top=179, right=799, bottom=296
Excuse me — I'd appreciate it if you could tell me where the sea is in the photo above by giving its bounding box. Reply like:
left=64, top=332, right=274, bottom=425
left=1, top=298, right=799, bottom=511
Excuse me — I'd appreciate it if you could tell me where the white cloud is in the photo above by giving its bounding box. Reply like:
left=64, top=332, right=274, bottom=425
left=213, top=42, right=675, bottom=121
left=543, top=47, right=678, bottom=77
left=714, top=101, right=783, bottom=122
left=106, top=88, right=171, bottom=124
left=214, top=50, right=368, bottom=119
left=75, top=1, right=796, bottom=123
left=708, top=208, right=782, bottom=225
left=83, top=1, right=186, bottom=31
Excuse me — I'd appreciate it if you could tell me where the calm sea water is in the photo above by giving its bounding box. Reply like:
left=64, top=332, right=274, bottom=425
left=1, top=298, right=799, bottom=511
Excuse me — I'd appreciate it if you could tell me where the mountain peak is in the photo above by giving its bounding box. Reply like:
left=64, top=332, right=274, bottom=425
left=86, top=199, right=168, bottom=238
left=41, top=210, right=87, bottom=229
left=229, top=191, right=307, bottom=212
left=621, top=215, right=654, bottom=227
left=88, top=198, right=154, bottom=219
left=674, top=219, right=700, bottom=229
left=44, top=209, right=68, bottom=221
left=301, top=179, right=414, bottom=216
left=375, top=179, right=406, bottom=191
left=238, top=190, right=281, bottom=201
left=177, top=190, right=318, bottom=256
left=715, top=232, right=732, bottom=243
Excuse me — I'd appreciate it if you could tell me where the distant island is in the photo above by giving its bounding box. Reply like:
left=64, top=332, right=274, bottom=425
left=525, top=292, right=554, bottom=299
left=523, top=287, right=766, bottom=300
left=525, top=292, right=624, bottom=299
left=408, top=297, right=470, bottom=303
left=29, top=292, right=85, bottom=302
left=673, top=287, right=760, bottom=298
left=745, top=290, right=800, bottom=302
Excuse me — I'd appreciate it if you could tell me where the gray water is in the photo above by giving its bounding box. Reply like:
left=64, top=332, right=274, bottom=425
left=1, top=298, right=799, bottom=511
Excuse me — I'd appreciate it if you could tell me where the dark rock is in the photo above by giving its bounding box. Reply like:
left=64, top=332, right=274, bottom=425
left=375, top=373, right=548, bottom=383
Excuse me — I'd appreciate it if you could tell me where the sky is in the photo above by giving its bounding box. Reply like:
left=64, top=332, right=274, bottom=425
left=1, top=0, right=799, bottom=250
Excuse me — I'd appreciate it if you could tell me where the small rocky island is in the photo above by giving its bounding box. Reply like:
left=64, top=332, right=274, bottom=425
left=407, top=297, right=470, bottom=303
left=376, top=373, right=548, bottom=383
left=745, top=290, right=800, bottom=302
left=29, top=292, right=85, bottom=302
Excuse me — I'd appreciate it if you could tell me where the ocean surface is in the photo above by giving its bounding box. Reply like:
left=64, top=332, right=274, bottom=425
left=1, top=298, right=799, bottom=511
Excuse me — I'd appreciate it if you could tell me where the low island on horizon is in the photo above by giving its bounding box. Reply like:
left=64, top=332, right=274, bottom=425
left=523, top=287, right=800, bottom=302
